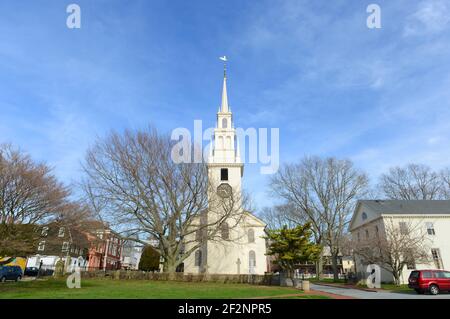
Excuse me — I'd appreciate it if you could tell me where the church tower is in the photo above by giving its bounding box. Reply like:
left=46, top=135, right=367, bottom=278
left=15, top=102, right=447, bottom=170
left=207, top=66, right=243, bottom=198
left=183, top=63, right=267, bottom=276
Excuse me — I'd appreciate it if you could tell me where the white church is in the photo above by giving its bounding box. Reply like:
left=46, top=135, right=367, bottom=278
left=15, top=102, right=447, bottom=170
left=183, top=65, right=268, bottom=275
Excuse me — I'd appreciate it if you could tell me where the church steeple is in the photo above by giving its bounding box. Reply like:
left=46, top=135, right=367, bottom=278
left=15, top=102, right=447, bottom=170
left=209, top=59, right=242, bottom=169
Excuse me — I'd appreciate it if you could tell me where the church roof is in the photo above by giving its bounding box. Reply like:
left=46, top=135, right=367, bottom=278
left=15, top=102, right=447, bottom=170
left=243, top=211, right=266, bottom=227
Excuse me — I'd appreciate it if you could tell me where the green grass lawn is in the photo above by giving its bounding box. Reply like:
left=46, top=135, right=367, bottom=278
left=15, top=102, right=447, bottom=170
left=0, top=278, right=329, bottom=299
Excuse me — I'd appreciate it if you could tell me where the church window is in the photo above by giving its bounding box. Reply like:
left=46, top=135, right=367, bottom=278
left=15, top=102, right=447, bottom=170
left=222, top=118, right=228, bottom=128
left=249, top=250, right=256, bottom=267
left=226, top=136, right=231, bottom=149
left=195, top=250, right=202, bottom=266
left=221, top=222, right=229, bottom=240
left=221, top=168, right=228, bottom=181
left=248, top=229, right=255, bottom=243
left=196, top=228, right=202, bottom=241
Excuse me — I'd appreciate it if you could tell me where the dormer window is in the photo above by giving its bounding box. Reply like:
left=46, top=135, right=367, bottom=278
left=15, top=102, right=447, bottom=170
left=362, top=212, right=367, bottom=221
left=41, top=226, right=49, bottom=237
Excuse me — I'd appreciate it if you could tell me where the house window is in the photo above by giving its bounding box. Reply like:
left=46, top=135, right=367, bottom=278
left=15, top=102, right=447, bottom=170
left=399, top=222, right=408, bottom=235
left=195, top=250, right=202, bottom=267
left=362, top=212, right=367, bottom=220
left=62, top=242, right=69, bottom=252
left=375, top=225, right=379, bottom=236
left=221, top=222, right=229, bottom=240
left=405, top=249, right=416, bottom=270
left=58, top=227, right=65, bottom=237
left=220, top=168, right=228, bottom=181
left=41, top=226, right=49, bottom=237
left=426, top=222, right=435, bottom=235
left=431, top=249, right=443, bottom=269
left=38, top=241, right=46, bottom=251
left=357, top=232, right=360, bottom=242
left=365, top=229, right=369, bottom=239
left=248, top=229, right=255, bottom=243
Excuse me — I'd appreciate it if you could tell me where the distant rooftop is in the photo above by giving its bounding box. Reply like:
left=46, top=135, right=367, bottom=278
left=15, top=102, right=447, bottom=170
left=358, top=200, right=450, bottom=215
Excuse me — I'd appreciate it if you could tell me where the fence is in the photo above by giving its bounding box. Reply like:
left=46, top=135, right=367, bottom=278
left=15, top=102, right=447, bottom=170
left=80, top=270, right=278, bottom=285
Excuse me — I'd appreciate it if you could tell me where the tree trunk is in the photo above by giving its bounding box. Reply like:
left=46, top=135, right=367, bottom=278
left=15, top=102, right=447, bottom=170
left=392, top=270, right=401, bottom=286
left=162, top=255, right=178, bottom=274
left=331, top=254, right=339, bottom=282
left=315, top=255, right=323, bottom=279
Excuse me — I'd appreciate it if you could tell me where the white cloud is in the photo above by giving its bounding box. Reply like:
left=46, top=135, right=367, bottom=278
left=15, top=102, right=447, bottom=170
left=404, top=0, right=450, bottom=36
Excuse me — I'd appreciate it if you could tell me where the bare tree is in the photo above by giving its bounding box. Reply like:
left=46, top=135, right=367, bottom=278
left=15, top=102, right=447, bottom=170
left=0, top=144, right=70, bottom=225
left=259, top=204, right=298, bottom=230
left=379, top=164, right=446, bottom=200
left=353, top=219, right=431, bottom=285
left=441, top=168, right=450, bottom=198
left=82, top=128, right=247, bottom=273
left=270, top=156, right=369, bottom=281
left=0, top=144, right=73, bottom=257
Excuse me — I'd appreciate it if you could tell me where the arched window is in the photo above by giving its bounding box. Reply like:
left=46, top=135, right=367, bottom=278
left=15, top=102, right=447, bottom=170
left=249, top=250, right=256, bottom=271
left=222, top=118, right=228, bottom=128
left=248, top=229, right=255, bottom=243
left=195, top=250, right=202, bottom=266
left=221, top=222, right=229, bottom=240
left=226, top=136, right=231, bottom=149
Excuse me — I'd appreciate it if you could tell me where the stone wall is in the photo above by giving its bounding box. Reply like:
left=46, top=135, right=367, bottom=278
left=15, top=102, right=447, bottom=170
left=81, top=270, right=278, bottom=285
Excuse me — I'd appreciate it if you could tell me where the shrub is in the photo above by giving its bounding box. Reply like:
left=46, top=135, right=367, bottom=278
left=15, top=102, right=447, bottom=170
left=138, top=246, right=160, bottom=272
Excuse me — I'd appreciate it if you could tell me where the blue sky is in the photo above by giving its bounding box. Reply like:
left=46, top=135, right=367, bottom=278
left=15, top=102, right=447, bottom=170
left=1, top=0, right=450, bottom=210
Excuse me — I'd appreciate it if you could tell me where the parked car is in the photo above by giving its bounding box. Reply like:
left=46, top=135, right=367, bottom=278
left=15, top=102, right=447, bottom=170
left=408, top=269, right=450, bottom=295
left=24, top=267, right=39, bottom=277
left=0, top=266, right=23, bottom=282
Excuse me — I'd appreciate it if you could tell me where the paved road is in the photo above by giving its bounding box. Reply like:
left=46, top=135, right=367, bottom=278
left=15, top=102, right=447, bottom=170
left=311, top=284, right=450, bottom=299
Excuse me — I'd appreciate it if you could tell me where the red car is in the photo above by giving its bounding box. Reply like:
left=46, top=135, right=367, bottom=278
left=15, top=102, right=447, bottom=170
left=408, top=270, right=450, bottom=295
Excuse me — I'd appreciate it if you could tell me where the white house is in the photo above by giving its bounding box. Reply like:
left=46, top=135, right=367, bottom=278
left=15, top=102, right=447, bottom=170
left=121, top=241, right=143, bottom=270
left=183, top=66, right=267, bottom=275
left=349, top=200, right=450, bottom=284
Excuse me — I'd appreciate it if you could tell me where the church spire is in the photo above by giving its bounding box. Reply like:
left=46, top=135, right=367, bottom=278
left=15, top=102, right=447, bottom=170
left=221, top=74, right=229, bottom=113
left=219, top=56, right=229, bottom=113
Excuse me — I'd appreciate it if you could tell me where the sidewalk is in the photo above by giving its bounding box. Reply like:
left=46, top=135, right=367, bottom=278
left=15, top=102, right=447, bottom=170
left=311, top=281, right=379, bottom=292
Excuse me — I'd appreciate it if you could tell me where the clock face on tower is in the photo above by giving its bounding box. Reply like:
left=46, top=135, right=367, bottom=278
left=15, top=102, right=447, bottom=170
left=217, top=183, right=232, bottom=198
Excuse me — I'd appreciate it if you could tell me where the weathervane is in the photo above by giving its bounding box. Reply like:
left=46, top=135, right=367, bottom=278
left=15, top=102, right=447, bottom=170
left=219, top=56, right=227, bottom=78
